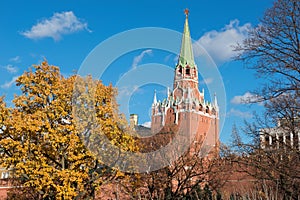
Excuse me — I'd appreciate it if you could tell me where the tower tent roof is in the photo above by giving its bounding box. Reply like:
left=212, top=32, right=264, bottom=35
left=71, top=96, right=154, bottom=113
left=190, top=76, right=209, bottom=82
left=178, top=9, right=195, bottom=68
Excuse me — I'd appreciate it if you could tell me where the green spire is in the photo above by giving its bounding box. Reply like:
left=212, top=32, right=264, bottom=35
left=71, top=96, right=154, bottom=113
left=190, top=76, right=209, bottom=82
left=179, top=9, right=195, bottom=68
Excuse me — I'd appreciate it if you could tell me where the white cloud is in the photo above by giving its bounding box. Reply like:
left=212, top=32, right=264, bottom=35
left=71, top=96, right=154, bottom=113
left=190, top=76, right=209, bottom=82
left=199, top=78, right=213, bottom=85
left=118, top=86, right=133, bottom=98
left=194, top=19, right=251, bottom=64
left=228, top=108, right=253, bottom=118
left=118, top=85, right=142, bottom=99
left=164, top=54, right=174, bottom=63
left=141, top=121, right=151, bottom=128
left=21, top=11, right=90, bottom=41
left=3, top=65, right=18, bottom=73
left=1, top=76, right=18, bottom=89
left=132, top=49, right=152, bottom=69
left=9, top=56, right=21, bottom=63
left=231, top=92, right=259, bottom=104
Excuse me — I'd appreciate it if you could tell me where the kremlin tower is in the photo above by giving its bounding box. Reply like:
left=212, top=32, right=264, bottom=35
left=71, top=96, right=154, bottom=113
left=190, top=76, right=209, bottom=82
left=150, top=9, right=219, bottom=155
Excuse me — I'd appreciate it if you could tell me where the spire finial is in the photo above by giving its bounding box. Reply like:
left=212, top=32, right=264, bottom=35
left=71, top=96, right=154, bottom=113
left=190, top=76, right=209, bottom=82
left=184, top=8, right=189, bottom=17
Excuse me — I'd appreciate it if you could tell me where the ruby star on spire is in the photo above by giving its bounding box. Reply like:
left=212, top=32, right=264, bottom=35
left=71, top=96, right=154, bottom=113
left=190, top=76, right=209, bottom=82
left=184, top=8, right=189, bottom=16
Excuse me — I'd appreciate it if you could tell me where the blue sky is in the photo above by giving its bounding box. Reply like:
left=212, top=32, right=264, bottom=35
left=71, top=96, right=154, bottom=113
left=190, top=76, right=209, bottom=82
left=0, top=0, right=274, bottom=143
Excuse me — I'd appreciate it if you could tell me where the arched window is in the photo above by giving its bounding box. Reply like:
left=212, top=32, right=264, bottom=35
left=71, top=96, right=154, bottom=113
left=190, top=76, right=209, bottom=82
left=212, top=108, right=216, bottom=115
left=186, top=67, right=190, bottom=75
left=206, top=106, right=209, bottom=113
left=178, top=66, right=182, bottom=74
left=192, top=103, right=196, bottom=110
left=199, top=104, right=203, bottom=111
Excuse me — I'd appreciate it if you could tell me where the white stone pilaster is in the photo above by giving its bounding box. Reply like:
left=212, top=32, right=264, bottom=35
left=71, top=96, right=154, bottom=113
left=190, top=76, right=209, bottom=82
left=260, top=134, right=265, bottom=149
left=276, top=132, right=279, bottom=149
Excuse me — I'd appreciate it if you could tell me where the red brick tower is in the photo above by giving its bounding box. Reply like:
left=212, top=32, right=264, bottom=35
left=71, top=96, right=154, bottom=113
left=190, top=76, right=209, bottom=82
left=151, top=10, right=219, bottom=155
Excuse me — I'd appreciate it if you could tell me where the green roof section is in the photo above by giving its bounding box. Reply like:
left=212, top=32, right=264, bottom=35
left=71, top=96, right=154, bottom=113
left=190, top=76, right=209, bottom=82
left=178, top=9, right=195, bottom=68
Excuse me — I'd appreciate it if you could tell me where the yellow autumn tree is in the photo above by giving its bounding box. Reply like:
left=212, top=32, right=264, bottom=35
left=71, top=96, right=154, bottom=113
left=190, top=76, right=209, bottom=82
left=0, top=61, right=137, bottom=199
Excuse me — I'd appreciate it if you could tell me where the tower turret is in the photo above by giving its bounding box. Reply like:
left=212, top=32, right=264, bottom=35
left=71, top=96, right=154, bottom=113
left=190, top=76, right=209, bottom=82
left=152, top=90, right=157, bottom=106
left=214, top=93, right=219, bottom=111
